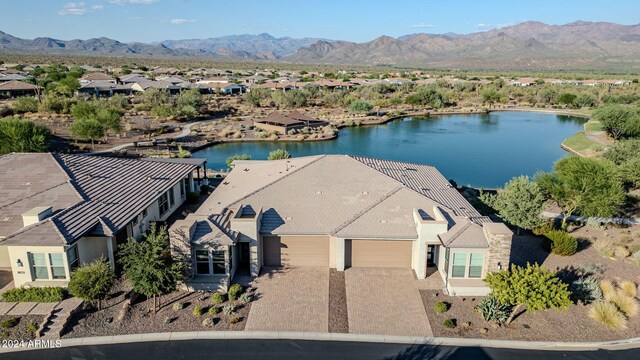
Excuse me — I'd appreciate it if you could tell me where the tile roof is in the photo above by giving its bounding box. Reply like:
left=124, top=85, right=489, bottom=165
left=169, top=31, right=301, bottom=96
left=0, top=153, right=201, bottom=246
left=0, top=80, right=39, bottom=91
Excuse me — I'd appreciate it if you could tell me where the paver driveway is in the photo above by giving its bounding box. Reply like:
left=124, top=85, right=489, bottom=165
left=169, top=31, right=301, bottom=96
left=245, top=266, right=329, bottom=332
left=345, top=267, right=432, bottom=336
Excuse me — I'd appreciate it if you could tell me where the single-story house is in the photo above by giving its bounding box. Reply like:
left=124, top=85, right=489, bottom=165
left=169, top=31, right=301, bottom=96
left=200, top=82, right=244, bottom=95
left=169, top=155, right=513, bottom=295
left=79, top=72, right=117, bottom=85
left=78, top=81, right=133, bottom=97
left=0, top=74, right=34, bottom=83
left=0, top=153, right=207, bottom=289
left=0, top=80, right=39, bottom=98
left=131, top=80, right=182, bottom=95
left=119, top=74, right=150, bottom=84
left=253, top=111, right=329, bottom=134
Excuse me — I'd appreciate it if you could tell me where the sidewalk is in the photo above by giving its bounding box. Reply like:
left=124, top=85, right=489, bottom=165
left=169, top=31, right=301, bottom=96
left=1, top=331, right=639, bottom=353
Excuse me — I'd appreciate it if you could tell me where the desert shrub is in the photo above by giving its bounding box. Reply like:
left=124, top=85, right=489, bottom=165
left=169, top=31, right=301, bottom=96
left=0, top=117, right=51, bottom=155
left=593, top=239, right=616, bottom=258
left=475, top=297, right=510, bottom=325
left=443, top=319, right=456, bottom=329
left=226, top=154, right=251, bottom=168
left=0, top=318, right=18, bottom=329
left=211, top=291, right=226, bottom=305
left=222, top=304, right=236, bottom=316
left=544, top=230, right=578, bottom=256
left=532, top=221, right=555, bottom=236
left=26, top=321, right=38, bottom=333
left=193, top=305, right=203, bottom=317
left=613, top=245, right=631, bottom=258
left=600, top=280, right=617, bottom=300
left=434, top=301, right=449, bottom=314
left=619, top=281, right=638, bottom=298
left=228, top=284, right=244, bottom=301
left=590, top=301, right=627, bottom=330
left=569, top=276, right=602, bottom=305
left=202, top=317, right=214, bottom=327
left=348, top=99, right=373, bottom=112
left=229, top=315, right=240, bottom=324
left=238, top=292, right=252, bottom=304
left=208, top=306, right=219, bottom=316
left=11, top=97, right=39, bottom=113
left=186, top=191, right=200, bottom=204
left=268, top=149, right=291, bottom=160
left=608, top=292, right=639, bottom=317
left=1, top=287, right=67, bottom=302
left=172, top=302, right=184, bottom=312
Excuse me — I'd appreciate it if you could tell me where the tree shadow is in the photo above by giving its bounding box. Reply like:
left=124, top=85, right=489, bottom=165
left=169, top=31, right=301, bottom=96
left=384, top=341, right=491, bottom=360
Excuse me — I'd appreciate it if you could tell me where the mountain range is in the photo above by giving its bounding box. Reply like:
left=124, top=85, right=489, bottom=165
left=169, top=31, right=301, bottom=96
left=2, top=21, right=640, bottom=70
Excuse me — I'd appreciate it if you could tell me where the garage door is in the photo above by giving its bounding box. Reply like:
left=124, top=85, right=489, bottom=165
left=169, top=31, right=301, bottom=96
left=263, top=235, right=330, bottom=267
left=346, top=239, right=412, bottom=268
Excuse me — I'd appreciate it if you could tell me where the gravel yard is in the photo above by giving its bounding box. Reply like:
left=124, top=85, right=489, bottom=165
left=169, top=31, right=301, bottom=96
left=329, top=269, right=348, bottom=333
left=0, top=315, right=42, bottom=341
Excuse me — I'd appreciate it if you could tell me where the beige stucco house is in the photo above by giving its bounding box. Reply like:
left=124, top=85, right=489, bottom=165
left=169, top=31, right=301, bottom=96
left=170, top=155, right=512, bottom=296
left=0, top=153, right=205, bottom=289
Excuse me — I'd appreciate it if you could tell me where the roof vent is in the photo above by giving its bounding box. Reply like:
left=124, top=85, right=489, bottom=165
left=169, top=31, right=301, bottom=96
left=285, top=216, right=294, bottom=221
left=361, top=191, right=369, bottom=195
left=21, top=206, right=52, bottom=227
left=24, top=182, right=32, bottom=186
left=315, top=190, right=322, bottom=194
left=380, top=220, right=388, bottom=224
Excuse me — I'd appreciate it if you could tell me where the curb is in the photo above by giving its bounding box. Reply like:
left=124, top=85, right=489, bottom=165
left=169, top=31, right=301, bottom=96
left=1, top=332, right=639, bottom=353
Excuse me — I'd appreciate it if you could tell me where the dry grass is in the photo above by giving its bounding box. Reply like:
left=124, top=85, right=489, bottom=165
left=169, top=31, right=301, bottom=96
left=593, top=239, right=616, bottom=258
left=600, top=280, right=617, bottom=300
left=589, top=301, right=628, bottom=330
left=619, top=281, right=638, bottom=298
left=608, top=292, right=639, bottom=318
left=613, top=245, right=631, bottom=259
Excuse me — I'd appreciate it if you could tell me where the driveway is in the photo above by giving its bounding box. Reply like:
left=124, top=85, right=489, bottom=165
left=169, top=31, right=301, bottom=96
left=345, top=267, right=432, bottom=336
left=245, top=267, right=329, bottom=332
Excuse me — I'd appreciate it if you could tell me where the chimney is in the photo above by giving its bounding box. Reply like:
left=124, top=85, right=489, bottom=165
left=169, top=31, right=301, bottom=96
left=22, top=206, right=53, bottom=227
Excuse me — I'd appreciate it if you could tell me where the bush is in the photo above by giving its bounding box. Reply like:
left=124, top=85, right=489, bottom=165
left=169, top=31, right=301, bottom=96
left=608, top=292, right=639, bottom=318
left=229, top=315, right=240, bottom=324
left=186, top=191, right=200, bottom=204
left=0, top=318, right=19, bottom=329
left=0, top=117, right=51, bottom=155
left=208, top=306, right=219, bottom=316
left=443, top=319, right=456, bottom=329
left=600, top=280, right=617, bottom=300
left=193, top=305, right=203, bottom=317
left=238, top=292, right=252, bottom=304
left=589, top=301, right=627, bottom=330
left=569, top=276, right=602, bottom=305
left=226, top=154, right=251, bottom=168
left=268, top=149, right=291, bottom=160
left=1, top=287, right=67, bottom=302
left=532, top=221, right=555, bottom=236
left=68, top=259, right=115, bottom=309
left=545, top=230, right=578, bottom=256
left=11, top=97, right=39, bottom=113
left=202, top=317, right=214, bottom=327
left=434, top=301, right=449, bottom=314
left=228, top=284, right=244, bottom=301
left=211, top=291, right=226, bottom=305
left=172, top=302, right=184, bottom=312
left=475, top=297, right=511, bottom=325
left=619, top=281, right=638, bottom=298
left=222, top=304, right=236, bottom=316
left=348, top=99, right=373, bottom=112
left=26, top=321, right=38, bottom=333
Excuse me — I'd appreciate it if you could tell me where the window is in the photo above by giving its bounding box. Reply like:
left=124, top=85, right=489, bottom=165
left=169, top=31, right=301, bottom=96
left=158, top=192, right=169, bottom=216
left=169, top=188, right=175, bottom=208
left=67, top=246, right=79, bottom=271
left=30, top=253, right=49, bottom=280
left=469, top=253, right=484, bottom=278
left=49, top=253, right=66, bottom=279
left=180, top=178, right=186, bottom=198
left=194, top=249, right=226, bottom=275
left=142, top=208, right=148, bottom=218
left=451, top=253, right=467, bottom=278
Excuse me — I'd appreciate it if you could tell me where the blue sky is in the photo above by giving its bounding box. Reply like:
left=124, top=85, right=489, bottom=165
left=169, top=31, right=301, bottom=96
left=0, top=0, right=638, bottom=43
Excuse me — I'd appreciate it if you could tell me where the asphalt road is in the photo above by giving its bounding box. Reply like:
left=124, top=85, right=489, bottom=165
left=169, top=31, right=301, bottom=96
left=3, top=340, right=638, bottom=360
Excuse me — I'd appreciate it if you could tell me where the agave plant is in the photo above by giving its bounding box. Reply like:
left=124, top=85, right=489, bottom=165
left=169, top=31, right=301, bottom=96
left=475, top=297, right=510, bottom=325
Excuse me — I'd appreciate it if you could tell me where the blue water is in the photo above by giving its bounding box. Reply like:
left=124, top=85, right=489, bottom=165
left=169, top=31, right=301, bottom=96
left=194, top=112, right=586, bottom=188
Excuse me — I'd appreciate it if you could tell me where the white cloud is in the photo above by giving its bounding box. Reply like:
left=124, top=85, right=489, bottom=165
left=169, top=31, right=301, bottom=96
left=410, top=23, right=436, bottom=28
left=58, top=2, right=103, bottom=16
left=169, top=18, right=197, bottom=25
left=477, top=23, right=492, bottom=29
left=108, top=0, right=159, bottom=4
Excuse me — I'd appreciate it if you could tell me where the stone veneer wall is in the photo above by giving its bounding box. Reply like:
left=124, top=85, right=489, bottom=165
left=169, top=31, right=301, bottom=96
left=483, top=223, right=513, bottom=273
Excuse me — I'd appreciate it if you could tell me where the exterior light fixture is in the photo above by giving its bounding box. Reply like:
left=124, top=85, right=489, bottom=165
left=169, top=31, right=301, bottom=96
left=497, top=262, right=502, bottom=270
left=16, top=259, right=23, bottom=267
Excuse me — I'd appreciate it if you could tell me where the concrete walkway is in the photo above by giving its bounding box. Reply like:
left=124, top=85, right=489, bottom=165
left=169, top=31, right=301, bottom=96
left=0, top=297, right=82, bottom=316
left=345, top=268, right=432, bottom=337
left=245, top=267, right=329, bottom=332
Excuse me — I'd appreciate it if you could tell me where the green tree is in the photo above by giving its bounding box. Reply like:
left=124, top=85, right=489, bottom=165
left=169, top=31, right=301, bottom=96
left=602, top=139, right=640, bottom=189
left=480, top=176, right=546, bottom=233
left=592, top=105, right=640, bottom=140
left=348, top=99, right=373, bottom=112
left=118, top=224, right=184, bottom=313
left=176, top=89, right=203, bottom=109
left=71, top=101, right=122, bottom=135
left=11, top=97, right=39, bottom=113
left=226, top=154, right=251, bottom=168
left=268, top=149, right=291, bottom=160
left=557, top=92, right=577, bottom=107
left=480, top=88, right=501, bottom=108
left=70, top=118, right=105, bottom=147
left=68, top=258, right=115, bottom=310
left=0, top=117, right=50, bottom=154
left=535, top=156, right=625, bottom=228
left=484, top=263, right=571, bottom=324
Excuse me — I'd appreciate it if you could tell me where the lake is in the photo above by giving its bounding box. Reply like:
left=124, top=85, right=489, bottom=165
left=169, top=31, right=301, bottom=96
left=194, top=111, right=586, bottom=188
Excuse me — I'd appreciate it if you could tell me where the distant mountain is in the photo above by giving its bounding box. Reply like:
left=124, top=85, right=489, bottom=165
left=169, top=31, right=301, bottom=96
left=3, top=21, right=640, bottom=70
left=286, top=21, right=640, bottom=70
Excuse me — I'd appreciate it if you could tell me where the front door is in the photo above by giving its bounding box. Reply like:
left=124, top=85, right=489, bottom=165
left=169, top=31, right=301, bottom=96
left=427, top=245, right=435, bottom=267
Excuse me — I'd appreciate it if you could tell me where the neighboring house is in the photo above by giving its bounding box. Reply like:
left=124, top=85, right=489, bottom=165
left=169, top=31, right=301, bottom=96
left=119, top=74, right=150, bottom=84
left=200, top=82, right=243, bottom=95
left=157, top=76, right=189, bottom=86
left=0, top=153, right=206, bottom=288
left=0, top=73, right=34, bottom=82
left=131, top=80, right=182, bottom=94
left=253, top=111, right=329, bottom=134
left=79, top=72, right=117, bottom=85
left=0, top=80, right=39, bottom=98
left=169, top=155, right=513, bottom=295
left=78, top=81, right=133, bottom=97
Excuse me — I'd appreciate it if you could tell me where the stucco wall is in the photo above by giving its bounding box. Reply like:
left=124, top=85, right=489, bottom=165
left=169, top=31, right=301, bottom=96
left=76, top=236, right=110, bottom=265
left=7, top=245, right=69, bottom=287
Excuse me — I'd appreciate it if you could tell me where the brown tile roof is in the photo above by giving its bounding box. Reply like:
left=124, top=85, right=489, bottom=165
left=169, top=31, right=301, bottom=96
left=81, top=72, right=116, bottom=81
left=0, top=80, right=39, bottom=91
left=0, top=153, right=202, bottom=246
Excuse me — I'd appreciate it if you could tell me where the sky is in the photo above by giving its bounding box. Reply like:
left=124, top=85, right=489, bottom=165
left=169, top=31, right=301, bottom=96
left=0, top=0, right=639, bottom=43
